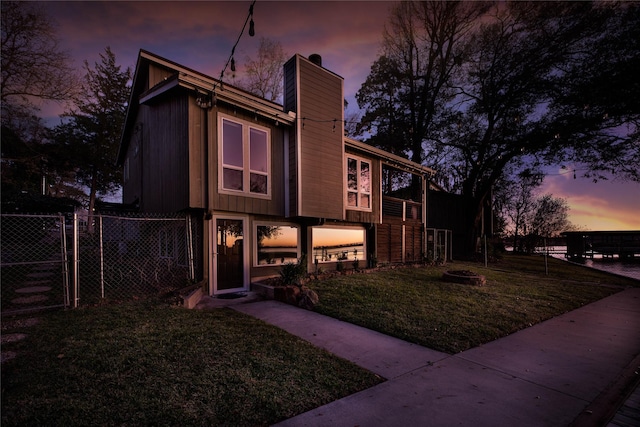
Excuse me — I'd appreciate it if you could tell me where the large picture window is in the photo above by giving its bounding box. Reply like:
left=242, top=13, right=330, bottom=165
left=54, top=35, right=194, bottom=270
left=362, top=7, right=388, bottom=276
left=255, top=224, right=300, bottom=266
left=312, top=227, right=366, bottom=263
left=219, top=114, right=270, bottom=197
left=346, top=156, right=371, bottom=210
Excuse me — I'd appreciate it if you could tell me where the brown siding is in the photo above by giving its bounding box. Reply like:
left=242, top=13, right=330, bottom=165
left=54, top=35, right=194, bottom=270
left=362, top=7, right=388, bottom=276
left=289, top=55, right=344, bottom=220
left=147, top=63, right=175, bottom=90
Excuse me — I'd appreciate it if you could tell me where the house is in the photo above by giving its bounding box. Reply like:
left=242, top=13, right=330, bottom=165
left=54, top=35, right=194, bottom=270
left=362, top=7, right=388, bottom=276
left=118, top=50, right=449, bottom=296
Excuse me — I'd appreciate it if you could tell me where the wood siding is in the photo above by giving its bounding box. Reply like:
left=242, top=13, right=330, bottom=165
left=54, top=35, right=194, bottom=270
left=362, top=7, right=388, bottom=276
left=285, top=55, right=344, bottom=220
left=137, top=94, right=190, bottom=212
left=147, top=63, right=175, bottom=90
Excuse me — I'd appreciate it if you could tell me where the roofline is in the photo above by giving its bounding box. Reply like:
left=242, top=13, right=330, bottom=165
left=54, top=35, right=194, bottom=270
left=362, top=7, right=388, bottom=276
left=345, top=137, right=436, bottom=177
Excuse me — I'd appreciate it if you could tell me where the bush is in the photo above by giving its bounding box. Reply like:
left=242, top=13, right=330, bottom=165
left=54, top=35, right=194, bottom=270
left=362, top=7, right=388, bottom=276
left=279, top=254, right=307, bottom=286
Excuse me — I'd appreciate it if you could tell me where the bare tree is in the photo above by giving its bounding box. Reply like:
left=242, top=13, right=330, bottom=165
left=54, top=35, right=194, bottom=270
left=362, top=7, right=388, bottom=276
left=494, top=169, right=544, bottom=252
left=1, top=1, right=78, bottom=129
left=239, top=37, right=287, bottom=102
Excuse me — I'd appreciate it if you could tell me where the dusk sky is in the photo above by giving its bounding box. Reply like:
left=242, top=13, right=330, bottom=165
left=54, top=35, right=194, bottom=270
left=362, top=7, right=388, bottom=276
left=38, top=1, right=639, bottom=231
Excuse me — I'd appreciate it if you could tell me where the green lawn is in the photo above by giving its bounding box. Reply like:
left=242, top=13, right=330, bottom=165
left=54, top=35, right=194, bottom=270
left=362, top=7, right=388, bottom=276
left=309, top=254, right=638, bottom=353
left=1, top=301, right=382, bottom=426
left=2, top=254, right=636, bottom=426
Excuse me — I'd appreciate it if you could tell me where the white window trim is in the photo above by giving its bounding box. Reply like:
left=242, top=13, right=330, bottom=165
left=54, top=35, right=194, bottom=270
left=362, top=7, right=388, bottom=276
left=345, top=154, right=372, bottom=212
left=217, top=113, right=271, bottom=199
left=253, top=221, right=301, bottom=267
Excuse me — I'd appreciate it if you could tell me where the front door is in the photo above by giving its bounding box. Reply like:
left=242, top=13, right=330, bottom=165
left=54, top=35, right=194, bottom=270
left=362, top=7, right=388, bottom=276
left=213, top=217, right=247, bottom=295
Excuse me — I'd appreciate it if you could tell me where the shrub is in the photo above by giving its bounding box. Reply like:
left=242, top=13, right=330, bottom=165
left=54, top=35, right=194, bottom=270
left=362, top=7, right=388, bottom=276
left=279, top=254, right=307, bottom=286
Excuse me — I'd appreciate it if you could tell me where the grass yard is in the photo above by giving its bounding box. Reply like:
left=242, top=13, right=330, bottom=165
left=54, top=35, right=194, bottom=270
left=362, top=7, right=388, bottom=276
left=309, top=254, right=639, bottom=354
left=2, top=254, right=637, bottom=426
left=1, top=301, right=383, bottom=426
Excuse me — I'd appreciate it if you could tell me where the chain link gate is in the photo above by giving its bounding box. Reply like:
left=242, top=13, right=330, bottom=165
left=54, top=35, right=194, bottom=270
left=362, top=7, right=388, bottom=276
left=1, top=214, right=70, bottom=315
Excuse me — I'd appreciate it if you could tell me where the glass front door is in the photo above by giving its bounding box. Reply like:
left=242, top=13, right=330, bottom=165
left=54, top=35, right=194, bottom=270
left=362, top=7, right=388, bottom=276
left=214, top=218, right=246, bottom=294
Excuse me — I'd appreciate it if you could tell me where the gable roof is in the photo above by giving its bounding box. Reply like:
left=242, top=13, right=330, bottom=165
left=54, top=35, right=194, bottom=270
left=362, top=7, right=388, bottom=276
left=117, top=49, right=295, bottom=164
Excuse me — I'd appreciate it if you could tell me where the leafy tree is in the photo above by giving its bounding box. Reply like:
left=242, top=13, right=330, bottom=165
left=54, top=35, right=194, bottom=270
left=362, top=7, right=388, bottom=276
left=238, top=37, right=287, bottom=102
left=52, top=47, right=131, bottom=221
left=359, top=1, right=640, bottom=254
left=543, top=3, right=640, bottom=182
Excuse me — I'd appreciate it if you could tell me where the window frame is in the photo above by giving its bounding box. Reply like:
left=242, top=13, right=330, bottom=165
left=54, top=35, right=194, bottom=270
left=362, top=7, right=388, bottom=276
left=218, top=113, right=271, bottom=199
left=345, top=154, right=372, bottom=211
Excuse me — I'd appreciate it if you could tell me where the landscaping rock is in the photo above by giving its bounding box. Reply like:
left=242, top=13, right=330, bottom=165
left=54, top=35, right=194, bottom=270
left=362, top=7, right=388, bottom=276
left=285, top=285, right=301, bottom=305
left=298, top=286, right=319, bottom=310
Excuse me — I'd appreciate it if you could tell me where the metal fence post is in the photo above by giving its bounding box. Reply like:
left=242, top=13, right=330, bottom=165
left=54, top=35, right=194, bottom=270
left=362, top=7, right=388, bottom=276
left=99, top=215, right=105, bottom=299
left=186, top=215, right=195, bottom=282
left=60, top=215, right=70, bottom=307
left=72, top=213, right=79, bottom=308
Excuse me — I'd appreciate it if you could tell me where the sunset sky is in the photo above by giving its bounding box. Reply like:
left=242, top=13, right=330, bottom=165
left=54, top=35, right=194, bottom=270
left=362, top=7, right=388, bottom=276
left=38, top=1, right=640, bottom=231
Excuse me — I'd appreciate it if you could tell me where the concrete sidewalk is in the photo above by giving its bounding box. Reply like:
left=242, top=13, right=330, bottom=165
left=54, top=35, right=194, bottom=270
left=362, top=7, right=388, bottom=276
left=233, top=287, right=640, bottom=427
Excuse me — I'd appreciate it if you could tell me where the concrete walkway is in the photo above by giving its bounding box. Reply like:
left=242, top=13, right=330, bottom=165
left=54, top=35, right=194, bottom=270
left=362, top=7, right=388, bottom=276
left=233, top=287, right=640, bottom=427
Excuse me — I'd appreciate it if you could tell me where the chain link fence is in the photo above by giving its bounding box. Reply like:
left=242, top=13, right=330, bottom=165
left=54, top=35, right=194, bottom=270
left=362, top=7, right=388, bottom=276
left=1, top=213, right=200, bottom=314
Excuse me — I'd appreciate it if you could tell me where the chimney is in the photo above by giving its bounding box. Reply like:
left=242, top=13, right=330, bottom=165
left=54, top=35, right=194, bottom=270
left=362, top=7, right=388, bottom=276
left=309, top=54, right=322, bottom=67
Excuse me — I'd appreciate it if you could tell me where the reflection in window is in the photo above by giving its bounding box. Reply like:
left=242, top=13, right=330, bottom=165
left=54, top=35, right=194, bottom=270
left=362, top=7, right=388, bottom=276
left=312, top=227, right=366, bottom=263
left=256, top=224, right=299, bottom=266
left=346, top=156, right=371, bottom=210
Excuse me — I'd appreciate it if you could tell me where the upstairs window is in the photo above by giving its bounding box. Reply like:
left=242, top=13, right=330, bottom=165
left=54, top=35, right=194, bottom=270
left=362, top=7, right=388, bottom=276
left=219, top=114, right=270, bottom=197
left=346, top=155, right=371, bottom=210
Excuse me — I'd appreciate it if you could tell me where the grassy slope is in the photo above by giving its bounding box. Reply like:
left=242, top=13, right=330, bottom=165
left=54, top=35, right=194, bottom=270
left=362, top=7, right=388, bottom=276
left=310, top=254, right=638, bottom=353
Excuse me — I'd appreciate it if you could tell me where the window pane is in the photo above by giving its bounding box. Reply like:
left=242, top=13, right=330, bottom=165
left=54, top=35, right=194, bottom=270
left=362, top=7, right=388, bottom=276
left=223, top=120, right=243, bottom=167
left=360, top=161, right=370, bottom=192
left=360, top=194, right=370, bottom=209
left=347, top=192, right=357, bottom=207
left=250, top=173, right=267, bottom=194
left=347, top=158, right=357, bottom=190
left=250, top=129, right=268, bottom=172
left=257, top=225, right=299, bottom=265
left=312, top=227, right=366, bottom=262
left=223, top=168, right=243, bottom=190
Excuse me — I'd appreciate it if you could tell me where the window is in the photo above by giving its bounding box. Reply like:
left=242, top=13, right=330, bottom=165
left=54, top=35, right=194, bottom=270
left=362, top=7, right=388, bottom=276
left=219, top=114, right=270, bottom=197
left=346, top=156, right=371, bottom=210
left=255, top=224, right=300, bottom=266
left=312, top=227, right=366, bottom=263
